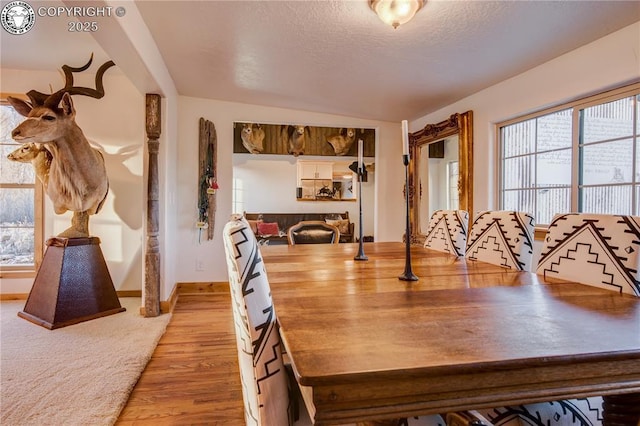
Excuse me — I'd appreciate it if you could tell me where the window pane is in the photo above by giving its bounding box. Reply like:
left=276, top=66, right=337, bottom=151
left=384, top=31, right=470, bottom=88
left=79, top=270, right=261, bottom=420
left=0, top=187, right=34, bottom=224
left=502, top=119, right=536, bottom=158
left=1, top=104, right=32, bottom=185
left=0, top=226, right=34, bottom=265
left=503, top=155, right=534, bottom=190
left=502, top=189, right=535, bottom=219
left=536, top=187, right=570, bottom=225
left=448, top=161, right=459, bottom=209
left=537, top=149, right=571, bottom=186
left=581, top=138, right=633, bottom=185
left=0, top=187, right=35, bottom=266
left=636, top=95, right=639, bottom=134
left=581, top=185, right=632, bottom=215
left=537, top=109, right=572, bottom=151
left=582, top=97, right=634, bottom=143
left=0, top=104, right=24, bottom=141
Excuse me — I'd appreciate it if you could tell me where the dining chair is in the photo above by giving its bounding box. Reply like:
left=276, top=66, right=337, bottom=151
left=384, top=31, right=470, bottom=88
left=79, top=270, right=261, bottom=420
left=474, top=213, right=640, bottom=426
left=222, top=214, right=292, bottom=426
left=537, top=212, right=640, bottom=296
left=423, top=210, right=469, bottom=256
left=225, top=215, right=442, bottom=426
left=287, top=220, right=340, bottom=245
left=465, top=210, right=535, bottom=271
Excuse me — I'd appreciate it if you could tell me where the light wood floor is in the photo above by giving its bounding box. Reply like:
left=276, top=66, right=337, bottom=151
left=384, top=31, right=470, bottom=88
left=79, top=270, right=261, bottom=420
left=116, top=293, right=245, bottom=425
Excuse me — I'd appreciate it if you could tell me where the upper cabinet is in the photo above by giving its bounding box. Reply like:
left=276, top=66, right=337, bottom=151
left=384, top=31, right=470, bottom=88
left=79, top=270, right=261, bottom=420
left=296, top=161, right=357, bottom=201
left=298, top=162, right=333, bottom=180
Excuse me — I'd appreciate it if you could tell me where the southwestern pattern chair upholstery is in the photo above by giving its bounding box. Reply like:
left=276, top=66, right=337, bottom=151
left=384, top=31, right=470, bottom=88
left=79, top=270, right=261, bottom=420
left=476, top=213, right=640, bottom=426
left=423, top=210, right=469, bottom=256
left=466, top=210, right=535, bottom=271
left=537, top=213, right=640, bottom=296
left=223, top=215, right=292, bottom=426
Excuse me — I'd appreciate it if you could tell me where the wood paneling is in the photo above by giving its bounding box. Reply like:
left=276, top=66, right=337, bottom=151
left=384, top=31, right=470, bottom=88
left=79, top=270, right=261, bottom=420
left=116, top=293, right=245, bottom=425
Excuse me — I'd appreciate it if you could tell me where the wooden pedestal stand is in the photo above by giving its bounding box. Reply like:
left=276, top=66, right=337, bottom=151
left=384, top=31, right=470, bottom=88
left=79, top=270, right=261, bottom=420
left=18, top=237, right=125, bottom=329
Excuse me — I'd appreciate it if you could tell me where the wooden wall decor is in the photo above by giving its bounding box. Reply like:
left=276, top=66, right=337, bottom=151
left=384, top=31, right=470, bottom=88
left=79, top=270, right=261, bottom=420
left=198, top=118, right=217, bottom=241
left=233, top=122, right=375, bottom=157
left=145, top=94, right=161, bottom=317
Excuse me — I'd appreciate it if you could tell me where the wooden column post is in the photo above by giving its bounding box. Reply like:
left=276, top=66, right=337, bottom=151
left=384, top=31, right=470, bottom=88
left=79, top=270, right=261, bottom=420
left=145, top=94, right=161, bottom=317
left=198, top=118, right=217, bottom=240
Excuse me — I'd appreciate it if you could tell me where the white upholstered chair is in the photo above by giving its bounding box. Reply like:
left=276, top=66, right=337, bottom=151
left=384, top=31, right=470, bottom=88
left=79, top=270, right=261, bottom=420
left=465, top=210, right=535, bottom=271
left=476, top=213, right=640, bottom=426
left=223, top=215, right=292, bottom=426
left=537, top=213, right=640, bottom=296
left=423, top=210, right=469, bottom=257
left=224, top=215, right=445, bottom=426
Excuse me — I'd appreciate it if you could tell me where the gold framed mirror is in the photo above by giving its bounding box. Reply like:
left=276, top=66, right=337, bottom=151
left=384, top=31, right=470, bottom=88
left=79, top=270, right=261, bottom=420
left=408, top=111, right=473, bottom=243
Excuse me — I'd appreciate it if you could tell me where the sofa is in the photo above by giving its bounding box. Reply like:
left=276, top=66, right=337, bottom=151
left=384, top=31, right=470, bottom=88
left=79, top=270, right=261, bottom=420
left=244, top=211, right=354, bottom=245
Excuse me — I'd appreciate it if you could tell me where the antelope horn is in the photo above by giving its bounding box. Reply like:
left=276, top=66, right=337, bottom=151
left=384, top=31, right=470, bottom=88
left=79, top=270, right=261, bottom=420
left=44, top=54, right=116, bottom=108
left=24, top=55, right=95, bottom=107
left=25, top=90, right=49, bottom=107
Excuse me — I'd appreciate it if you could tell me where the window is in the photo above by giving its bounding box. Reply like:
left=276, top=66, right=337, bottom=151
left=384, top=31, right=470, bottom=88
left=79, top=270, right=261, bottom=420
left=232, top=177, right=244, bottom=214
left=499, top=83, right=640, bottom=226
left=0, top=99, right=44, bottom=276
left=447, top=160, right=459, bottom=209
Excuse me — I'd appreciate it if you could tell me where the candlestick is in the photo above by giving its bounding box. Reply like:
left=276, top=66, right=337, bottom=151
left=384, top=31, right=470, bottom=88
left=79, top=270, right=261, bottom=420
left=399, top=152, right=418, bottom=281
left=402, top=120, right=409, bottom=157
left=354, top=141, right=367, bottom=261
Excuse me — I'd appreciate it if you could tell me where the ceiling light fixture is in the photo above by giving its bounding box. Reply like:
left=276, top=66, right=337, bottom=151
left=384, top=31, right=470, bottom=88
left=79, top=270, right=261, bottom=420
left=369, top=0, right=424, bottom=29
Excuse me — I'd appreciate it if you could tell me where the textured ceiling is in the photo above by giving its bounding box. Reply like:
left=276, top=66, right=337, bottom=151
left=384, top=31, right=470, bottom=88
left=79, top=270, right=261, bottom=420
left=2, top=1, right=639, bottom=121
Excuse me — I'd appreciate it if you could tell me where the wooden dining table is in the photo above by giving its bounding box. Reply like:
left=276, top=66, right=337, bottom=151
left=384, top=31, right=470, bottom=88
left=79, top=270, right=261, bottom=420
left=261, top=242, right=640, bottom=426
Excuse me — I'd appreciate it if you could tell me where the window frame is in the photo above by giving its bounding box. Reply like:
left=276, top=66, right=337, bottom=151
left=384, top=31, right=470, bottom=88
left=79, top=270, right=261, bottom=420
left=0, top=94, right=44, bottom=278
left=497, top=82, right=640, bottom=237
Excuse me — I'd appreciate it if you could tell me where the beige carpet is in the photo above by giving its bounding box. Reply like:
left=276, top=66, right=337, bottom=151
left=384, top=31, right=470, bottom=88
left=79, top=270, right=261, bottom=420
left=0, top=297, right=171, bottom=426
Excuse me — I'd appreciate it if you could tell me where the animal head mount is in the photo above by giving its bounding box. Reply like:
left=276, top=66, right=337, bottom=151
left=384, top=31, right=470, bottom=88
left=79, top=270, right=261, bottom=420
left=327, top=128, right=356, bottom=156
left=240, top=123, right=265, bottom=154
left=8, top=54, right=115, bottom=118
left=6, top=54, right=113, bottom=238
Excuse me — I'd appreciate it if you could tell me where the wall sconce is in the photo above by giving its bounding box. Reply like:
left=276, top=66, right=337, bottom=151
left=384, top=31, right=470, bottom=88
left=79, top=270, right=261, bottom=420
left=369, top=0, right=424, bottom=29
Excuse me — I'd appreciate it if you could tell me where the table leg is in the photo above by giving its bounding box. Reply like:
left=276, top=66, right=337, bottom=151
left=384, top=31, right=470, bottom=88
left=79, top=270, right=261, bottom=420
left=602, top=393, right=640, bottom=426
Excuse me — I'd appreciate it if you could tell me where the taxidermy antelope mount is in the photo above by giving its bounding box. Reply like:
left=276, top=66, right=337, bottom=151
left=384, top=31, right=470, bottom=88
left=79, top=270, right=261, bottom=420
left=7, top=55, right=114, bottom=238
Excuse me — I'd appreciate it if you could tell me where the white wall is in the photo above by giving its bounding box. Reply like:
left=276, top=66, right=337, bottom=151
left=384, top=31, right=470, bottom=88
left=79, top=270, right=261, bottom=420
left=6, top=22, right=636, bottom=294
left=411, top=22, right=640, bottom=267
left=176, top=96, right=403, bottom=284
left=412, top=22, right=640, bottom=214
left=1, top=68, right=146, bottom=294
left=232, top=154, right=375, bottom=236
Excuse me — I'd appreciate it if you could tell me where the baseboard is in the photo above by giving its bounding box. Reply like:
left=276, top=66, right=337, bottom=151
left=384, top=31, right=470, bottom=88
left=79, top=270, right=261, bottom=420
left=160, top=284, right=180, bottom=314
left=1, top=293, right=28, bottom=301
left=177, top=281, right=229, bottom=294
left=2, top=290, right=142, bottom=301
left=118, top=290, right=142, bottom=298
left=146, top=282, right=226, bottom=315
left=5, top=283, right=226, bottom=316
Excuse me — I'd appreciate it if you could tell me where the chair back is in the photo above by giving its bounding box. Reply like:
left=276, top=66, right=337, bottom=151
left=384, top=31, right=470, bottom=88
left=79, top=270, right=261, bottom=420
left=537, top=213, right=640, bottom=296
left=423, top=210, right=469, bottom=256
left=466, top=210, right=535, bottom=270
left=288, top=220, right=340, bottom=245
left=222, top=215, right=291, bottom=426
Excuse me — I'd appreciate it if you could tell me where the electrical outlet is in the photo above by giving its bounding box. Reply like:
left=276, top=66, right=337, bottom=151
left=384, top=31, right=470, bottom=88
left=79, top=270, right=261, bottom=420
left=196, top=257, right=204, bottom=271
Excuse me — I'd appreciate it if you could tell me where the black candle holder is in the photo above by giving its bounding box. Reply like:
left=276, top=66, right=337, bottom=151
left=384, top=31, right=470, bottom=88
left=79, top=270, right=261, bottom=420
left=354, top=164, right=368, bottom=261
left=399, top=154, right=418, bottom=281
